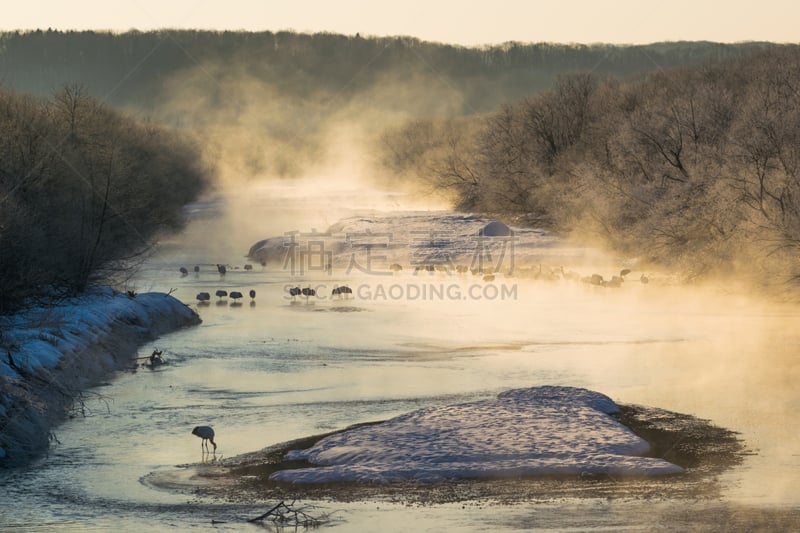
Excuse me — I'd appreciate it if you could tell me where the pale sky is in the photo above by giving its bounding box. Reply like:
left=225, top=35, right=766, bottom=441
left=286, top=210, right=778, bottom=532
left=2, top=0, right=797, bottom=46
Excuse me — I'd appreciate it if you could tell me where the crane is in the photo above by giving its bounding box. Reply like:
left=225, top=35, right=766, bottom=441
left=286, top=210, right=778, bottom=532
left=191, top=426, right=217, bottom=452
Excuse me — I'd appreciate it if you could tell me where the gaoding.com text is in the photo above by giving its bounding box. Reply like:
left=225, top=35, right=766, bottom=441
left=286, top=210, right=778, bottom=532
left=284, top=282, right=518, bottom=301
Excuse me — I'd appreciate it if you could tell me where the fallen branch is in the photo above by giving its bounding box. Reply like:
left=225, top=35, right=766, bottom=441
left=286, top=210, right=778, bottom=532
left=247, top=500, right=336, bottom=528
left=248, top=501, right=287, bottom=523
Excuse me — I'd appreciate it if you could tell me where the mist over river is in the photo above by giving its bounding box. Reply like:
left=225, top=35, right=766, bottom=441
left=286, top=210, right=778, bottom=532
left=1, top=179, right=798, bottom=531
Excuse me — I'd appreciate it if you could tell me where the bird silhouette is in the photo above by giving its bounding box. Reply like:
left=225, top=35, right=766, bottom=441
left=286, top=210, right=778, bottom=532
left=179, top=267, right=188, bottom=276
left=215, top=289, right=228, bottom=300
left=301, top=287, right=316, bottom=300
left=331, top=285, right=353, bottom=298
left=249, top=289, right=256, bottom=301
left=196, top=292, right=211, bottom=303
left=192, top=425, right=217, bottom=452
left=229, top=291, right=243, bottom=302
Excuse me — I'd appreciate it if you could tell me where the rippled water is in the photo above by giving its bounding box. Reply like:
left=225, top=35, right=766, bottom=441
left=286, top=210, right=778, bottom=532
left=2, top=184, right=799, bottom=531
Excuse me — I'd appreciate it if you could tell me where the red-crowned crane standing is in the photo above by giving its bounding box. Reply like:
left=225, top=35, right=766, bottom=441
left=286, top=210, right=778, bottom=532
left=192, top=425, right=217, bottom=452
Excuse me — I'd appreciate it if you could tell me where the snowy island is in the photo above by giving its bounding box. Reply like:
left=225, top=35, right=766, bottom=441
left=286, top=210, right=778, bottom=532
left=163, top=386, right=743, bottom=505
left=271, top=386, right=683, bottom=484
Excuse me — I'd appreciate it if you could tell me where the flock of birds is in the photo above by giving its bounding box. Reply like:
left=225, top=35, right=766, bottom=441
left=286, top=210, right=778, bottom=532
left=179, top=263, right=260, bottom=305
left=195, top=289, right=257, bottom=304
left=179, top=263, right=255, bottom=277
left=287, top=285, right=353, bottom=301
left=192, top=286, right=354, bottom=305
left=182, top=261, right=650, bottom=308
left=393, top=262, right=650, bottom=287
left=382, top=262, right=652, bottom=286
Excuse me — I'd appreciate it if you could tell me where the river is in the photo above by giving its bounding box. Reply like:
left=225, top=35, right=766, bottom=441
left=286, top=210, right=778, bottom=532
left=1, top=180, right=799, bottom=531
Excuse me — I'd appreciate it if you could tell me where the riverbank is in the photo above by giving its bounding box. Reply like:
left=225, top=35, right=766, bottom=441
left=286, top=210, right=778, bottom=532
left=0, top=288, right=201, bottom=467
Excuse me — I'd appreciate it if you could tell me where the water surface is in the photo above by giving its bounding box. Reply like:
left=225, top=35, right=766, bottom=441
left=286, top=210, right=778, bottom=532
left=2, top=185, right=798, bottom=531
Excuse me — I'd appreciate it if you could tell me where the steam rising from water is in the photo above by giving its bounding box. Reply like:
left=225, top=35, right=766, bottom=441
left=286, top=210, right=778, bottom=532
left=166, top=171, right=450, bottom=267
left=147, top=53, right=800, bottom=507
left=158, top=57, right=465, bottom=184
left=156, top=58, right=455, bottom=262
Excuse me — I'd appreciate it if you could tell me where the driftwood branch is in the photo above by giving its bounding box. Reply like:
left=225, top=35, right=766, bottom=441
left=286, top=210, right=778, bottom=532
left=248, top=501, right=288, bottom=523
left=247, top=500, right=337, bottom=527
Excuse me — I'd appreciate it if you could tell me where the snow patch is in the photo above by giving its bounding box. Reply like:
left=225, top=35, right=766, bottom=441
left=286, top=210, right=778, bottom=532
left=270, top=386, right=683, bottom=483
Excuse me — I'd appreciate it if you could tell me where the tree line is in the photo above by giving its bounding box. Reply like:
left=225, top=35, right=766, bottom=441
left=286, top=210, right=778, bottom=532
left=0, top=30, right=767, bottom=113
left=378, top=46, right=800, bottom=291
left=0, top=84, right=210, bottom=314
left=0, top=30, right=769, bottom=180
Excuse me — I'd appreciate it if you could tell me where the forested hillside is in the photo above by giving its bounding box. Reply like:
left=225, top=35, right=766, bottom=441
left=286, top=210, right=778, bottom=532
left=0, top=30, right=767, bottom=110
left=378, top=46, right=800, bottom=291
left=0, top=30, right=770, bottom=178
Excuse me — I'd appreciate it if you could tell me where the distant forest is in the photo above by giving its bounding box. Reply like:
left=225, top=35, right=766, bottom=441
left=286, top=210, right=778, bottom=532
left=0, top=30, right=772, bottom=178
left=1, top=30, right=797, bottom=301
left=0, top=30, right=768, bottom=111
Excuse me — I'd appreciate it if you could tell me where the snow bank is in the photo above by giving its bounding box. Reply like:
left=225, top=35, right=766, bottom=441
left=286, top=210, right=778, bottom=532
left=0, top=288, right=200, bottom=466
left=247, top=211, right=559, bottom=270
left=270, top=386, right=683, bottom=483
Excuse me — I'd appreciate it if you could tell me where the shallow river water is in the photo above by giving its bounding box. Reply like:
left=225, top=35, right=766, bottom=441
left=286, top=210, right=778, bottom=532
left=1, top=183, right=799, bottom=531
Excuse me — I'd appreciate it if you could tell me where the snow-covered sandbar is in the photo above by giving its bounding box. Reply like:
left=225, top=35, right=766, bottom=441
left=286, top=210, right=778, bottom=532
left=150, top=390, right=744, bottom=505
left=270, top=386, right=683, bottom=484
left=0, top=288, right=200, bottom=466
